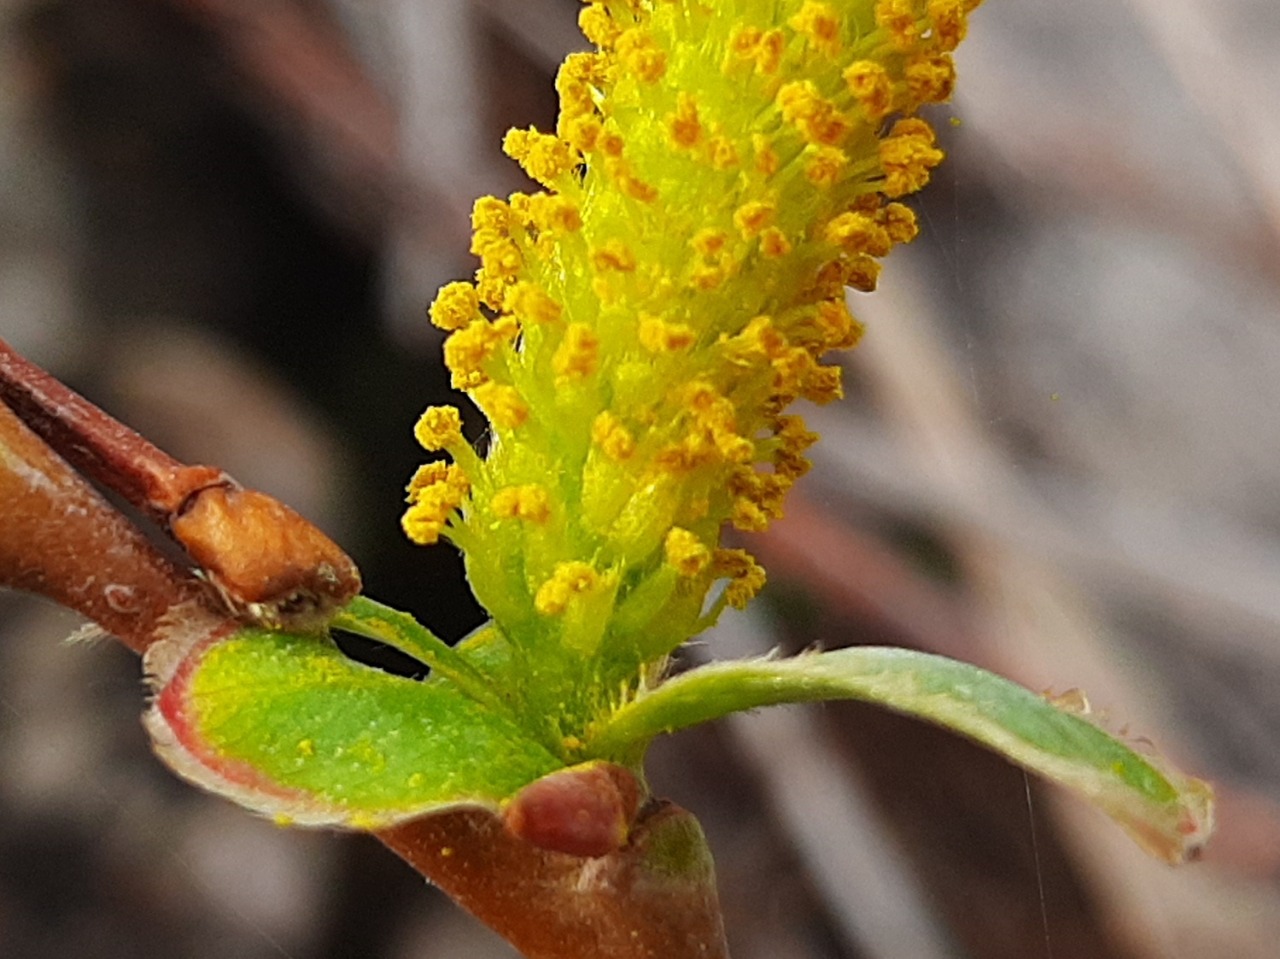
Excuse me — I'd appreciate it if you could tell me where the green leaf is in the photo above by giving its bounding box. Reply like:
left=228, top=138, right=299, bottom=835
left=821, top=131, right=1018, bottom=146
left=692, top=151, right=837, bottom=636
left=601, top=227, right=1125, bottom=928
left=589, top=647, right=1214, bottom=864
left=145, top=625, right=563, bottom=828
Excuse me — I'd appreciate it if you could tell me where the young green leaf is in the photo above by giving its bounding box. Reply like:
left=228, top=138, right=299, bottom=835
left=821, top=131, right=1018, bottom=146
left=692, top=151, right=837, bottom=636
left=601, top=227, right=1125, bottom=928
left=145, top=624, right=562, bottom=828
left=589, top=647, right=1213, bottom=864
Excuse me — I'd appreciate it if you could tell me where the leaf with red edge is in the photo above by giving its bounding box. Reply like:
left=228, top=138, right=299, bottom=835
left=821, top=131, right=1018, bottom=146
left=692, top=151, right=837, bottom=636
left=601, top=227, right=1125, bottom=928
left=145, top=624, right=563, bottom=828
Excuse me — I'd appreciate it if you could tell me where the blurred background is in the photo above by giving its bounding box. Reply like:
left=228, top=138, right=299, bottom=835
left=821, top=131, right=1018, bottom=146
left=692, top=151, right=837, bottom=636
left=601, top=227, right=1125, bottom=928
left=1, top=1, right=1278, bottom=956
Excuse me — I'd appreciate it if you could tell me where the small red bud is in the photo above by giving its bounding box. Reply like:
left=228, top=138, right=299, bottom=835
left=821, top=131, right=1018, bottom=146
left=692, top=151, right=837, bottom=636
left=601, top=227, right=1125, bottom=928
left=503, top=761, right=642, bottom=858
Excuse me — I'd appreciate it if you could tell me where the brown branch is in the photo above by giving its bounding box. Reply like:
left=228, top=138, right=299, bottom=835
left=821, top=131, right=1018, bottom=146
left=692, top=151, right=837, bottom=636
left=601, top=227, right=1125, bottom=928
left=0, top=338, right=360, bottom=631
left=0, top=399, right=214, bottom=653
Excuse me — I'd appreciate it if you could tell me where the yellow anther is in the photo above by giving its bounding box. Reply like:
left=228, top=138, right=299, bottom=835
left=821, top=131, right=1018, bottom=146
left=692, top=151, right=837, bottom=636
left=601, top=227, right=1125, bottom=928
left=527, top=193, right=583, bottom=234
left=664, top=528, right=711, bottom=577
left=805, top=146, right=848, bottom=187
left=669, top=92, right=702, bottom=148
left=777, top=81, right=851, bottom=146
left=535, top=561, right=603, bottom=616
left=471, top=196, right=511, bottom=234
left=591, top=410, right=636, bottom=461
left=824, top=211, right=892, bottom=256
left=928, top=0, right=970, bottom=52
left=472, top=382, right=529, bottom=429
left=753, top=134, right=780, bottom=176
left=578, top=3, right=620, bottom=48
left=759, top=227, right=793, bottom=258
left=429, top=281, right=480, bottom=331
left=503, top=128, right=581, bottom=187
left=706, top=135, right=740, bottom=170
left=844, top=61, right=894, bottom=122
left=413, top=406, right=464, bottom=451
left=616, top=28, right=667, bottom=83
left=789, top=2, right=843, bottom=58
left=402, top=462, right=470, bottom=546
left=733, top=200, right=775, bottom=238
left=638, top=315, right=696, bottom=352
left=491, top=485, right=552, bottom=523
left=505, top=281, right=563, bottom=326
left=906, top=54, right=957, bottom=105
left=876, top=0, right=919, bottom=51
left=591, top=239, right=638, bottom=273
left=553, top=323, right=601, bottom=380
left=692, top=229, right=729, bottom=257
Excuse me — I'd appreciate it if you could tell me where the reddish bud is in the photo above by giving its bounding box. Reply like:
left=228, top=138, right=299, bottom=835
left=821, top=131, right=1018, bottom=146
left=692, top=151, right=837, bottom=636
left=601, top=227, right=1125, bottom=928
left=503, top=762, right=643, bottom=858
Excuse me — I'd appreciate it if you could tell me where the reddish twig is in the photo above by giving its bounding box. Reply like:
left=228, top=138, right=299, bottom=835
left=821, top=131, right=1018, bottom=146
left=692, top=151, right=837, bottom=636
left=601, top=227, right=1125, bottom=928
left=0, top=398, right=215, bottom=653
left=0, top=339, right=360, bottom=630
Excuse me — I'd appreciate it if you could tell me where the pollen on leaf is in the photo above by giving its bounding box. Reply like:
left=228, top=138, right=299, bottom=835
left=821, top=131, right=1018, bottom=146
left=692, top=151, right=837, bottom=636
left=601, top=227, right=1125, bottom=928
left=774, top=414, right=821, bottom=477
left=664, top=527, right=711, bottom=578
left=789, top=2, right=843, bottom=58
left=726, top=25, right=784, bottom=75
left=414, top=406, right=464, bottom=451
left=492, top=485, right=552, bottom=524
left=535, top=561, right=603, bottom=616
left=556, top=53, right=601, bottom=118
left=429, top=281, right=480, bottom=331
left=553, top=323, right=601, bottom=380
left=733, top=314, right=789, bottom=358
left=472, top=382, right=530, bottom=429
left=406, top=460, right=465, bottom=500
left=691, top=256, right=742, bottom=293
